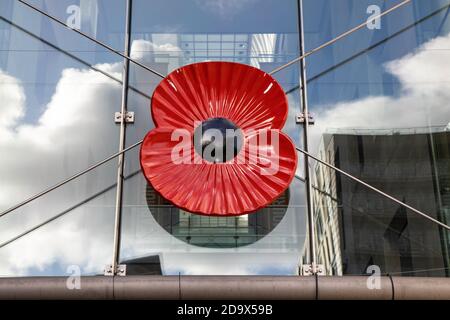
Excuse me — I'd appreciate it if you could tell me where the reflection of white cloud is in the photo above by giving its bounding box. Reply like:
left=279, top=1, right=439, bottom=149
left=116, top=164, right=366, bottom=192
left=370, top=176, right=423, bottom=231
left=130, top=39, right=181, bottom=61
left=311, top=33, right=450, bottom=153
left=0, top=61, right=122, bottom=276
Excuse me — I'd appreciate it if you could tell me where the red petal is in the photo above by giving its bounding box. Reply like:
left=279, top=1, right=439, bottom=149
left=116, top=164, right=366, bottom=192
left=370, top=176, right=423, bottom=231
left=151, top=62, right=288, bottom=131
left=140, top=127, right=297, bottom=216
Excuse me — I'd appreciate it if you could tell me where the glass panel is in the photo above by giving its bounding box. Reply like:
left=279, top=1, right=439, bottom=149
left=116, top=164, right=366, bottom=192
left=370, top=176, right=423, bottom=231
left=310, top=157, right=449, bottom=276
left=0, top=0, right=126, bottom=275
left=304, top=0, right=450, bottom=276
left=121, top=0, right=306, bottom=275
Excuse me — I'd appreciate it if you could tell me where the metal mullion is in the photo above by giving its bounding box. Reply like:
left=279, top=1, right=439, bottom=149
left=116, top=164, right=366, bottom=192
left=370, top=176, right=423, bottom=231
left=110, top=0, right=133, bottom=276
left=4, top=172, right=448, bottom=253
left=297, top=0, right=318, bottom=274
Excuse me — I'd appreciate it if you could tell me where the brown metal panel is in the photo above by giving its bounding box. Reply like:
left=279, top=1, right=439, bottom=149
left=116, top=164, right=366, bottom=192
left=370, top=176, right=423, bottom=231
left=113, top=275, right=180, bottom=300
left=180, top=276, right=316, bottom=300
left=0, top=276, right=113, bottom=300
left=317, top=276, right=393, bottom=300
left=1, top=276, right=450, bottom=300
left=392, top=277, right=450, bottom=300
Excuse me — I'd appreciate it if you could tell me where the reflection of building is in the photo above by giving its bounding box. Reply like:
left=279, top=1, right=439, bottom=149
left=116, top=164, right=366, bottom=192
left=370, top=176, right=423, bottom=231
left=147, top=184, right=290, bottom=248
left=309, top=128, right=450, bottom=276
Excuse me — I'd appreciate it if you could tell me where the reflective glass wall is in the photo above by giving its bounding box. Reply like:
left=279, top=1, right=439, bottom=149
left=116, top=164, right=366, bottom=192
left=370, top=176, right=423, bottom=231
left=0, top=0, right=449, bottom=278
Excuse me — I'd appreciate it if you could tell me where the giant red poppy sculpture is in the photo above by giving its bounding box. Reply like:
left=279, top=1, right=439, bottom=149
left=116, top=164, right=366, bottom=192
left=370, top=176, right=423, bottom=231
left=140, top=61, right=297, bottom=216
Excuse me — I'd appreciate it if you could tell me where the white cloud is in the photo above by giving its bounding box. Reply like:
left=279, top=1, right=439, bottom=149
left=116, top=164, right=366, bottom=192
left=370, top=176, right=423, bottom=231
left=310, top=33, right=450, bottom=153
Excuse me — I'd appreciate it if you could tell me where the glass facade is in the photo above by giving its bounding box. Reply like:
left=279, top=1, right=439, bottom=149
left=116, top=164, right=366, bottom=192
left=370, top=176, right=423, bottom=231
left=0, top=0, right=449, bottom=278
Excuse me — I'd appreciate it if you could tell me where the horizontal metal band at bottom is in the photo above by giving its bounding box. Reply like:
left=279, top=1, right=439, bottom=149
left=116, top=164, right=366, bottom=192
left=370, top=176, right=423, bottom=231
left=0, top=276, right=449, bottom=300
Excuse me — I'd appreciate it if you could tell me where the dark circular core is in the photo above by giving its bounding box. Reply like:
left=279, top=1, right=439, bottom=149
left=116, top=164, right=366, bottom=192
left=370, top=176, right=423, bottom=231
left=193, top=117, right=243, bottom=163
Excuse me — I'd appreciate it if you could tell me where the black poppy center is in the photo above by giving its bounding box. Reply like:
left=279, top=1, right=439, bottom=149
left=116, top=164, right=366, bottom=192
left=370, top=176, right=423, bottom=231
left=193, top=117, right=243, bottom=163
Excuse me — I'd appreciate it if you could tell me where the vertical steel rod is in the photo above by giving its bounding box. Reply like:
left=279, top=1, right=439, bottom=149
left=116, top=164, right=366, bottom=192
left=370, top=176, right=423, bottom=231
left=297, top=0, right=317, bottom=274
left=111, top=0, right=133, bottom=276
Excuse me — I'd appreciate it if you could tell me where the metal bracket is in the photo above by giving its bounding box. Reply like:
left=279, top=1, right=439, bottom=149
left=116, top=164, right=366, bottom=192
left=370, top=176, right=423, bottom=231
left=114, top=111, right=134, bottom=124
left=296, top=112, right=315, bottom=125
left=301, top=264, right=325, bottom=276
left=104, top=264, right=126, bottom=276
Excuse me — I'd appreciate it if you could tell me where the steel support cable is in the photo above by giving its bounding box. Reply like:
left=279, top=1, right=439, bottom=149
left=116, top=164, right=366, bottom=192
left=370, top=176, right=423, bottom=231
left=16, top=0, right=165, bottom=79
